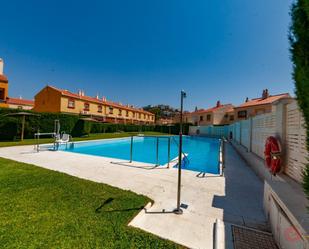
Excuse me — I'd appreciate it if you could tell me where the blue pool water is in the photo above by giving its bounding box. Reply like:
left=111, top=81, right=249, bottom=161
left=60, top=136, right=220, bottom=174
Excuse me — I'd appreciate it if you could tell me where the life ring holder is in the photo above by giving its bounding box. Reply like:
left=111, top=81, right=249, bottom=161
left=264, top=136, right=282, bottom=176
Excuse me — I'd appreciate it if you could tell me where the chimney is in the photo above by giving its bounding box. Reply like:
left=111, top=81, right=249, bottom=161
left=245, top=97, right=249, bottom=102
left=96, top=93, right=99, bottom=99
left=81, top=90, right=85, bottom=97
left=0, top=58, right=3, bottom=75
left=78, top=89, right=82, bottom=96
left=262, top=89, right=269, bottom=99
left=216, top=100, right=221, bottom=107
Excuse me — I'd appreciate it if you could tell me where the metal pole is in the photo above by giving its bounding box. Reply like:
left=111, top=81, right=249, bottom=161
left=174, top=90, right=186, bottom=215
left=36, top=129, right=40, bottom=152
left=219, top=139, right=223, bottom=175
left=130, top=136, right=133, bottom=163
left=167, top=137, right=171, bottom=168
left=21, top=115, right=25, bottom=141
left=156, top=137, right=159, bottom=166
left=222, top=139, right=225, bottom=170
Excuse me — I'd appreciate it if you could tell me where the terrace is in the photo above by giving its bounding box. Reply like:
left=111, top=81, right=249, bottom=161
left=0, top=135, right=266, bottom=248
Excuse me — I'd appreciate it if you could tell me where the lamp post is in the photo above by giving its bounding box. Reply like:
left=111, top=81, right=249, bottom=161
left=174, top=90, right=186, bottom=215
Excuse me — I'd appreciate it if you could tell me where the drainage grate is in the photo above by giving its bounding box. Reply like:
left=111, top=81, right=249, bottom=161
left=232, top=225, right=278, bottom=249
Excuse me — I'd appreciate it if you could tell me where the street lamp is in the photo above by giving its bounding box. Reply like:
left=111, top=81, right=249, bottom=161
left=174, top=90, right=186, bottom=215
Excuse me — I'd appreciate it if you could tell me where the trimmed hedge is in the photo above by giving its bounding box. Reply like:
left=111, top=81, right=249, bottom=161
left=0, top=117, right=20, bottom=140
left=0, top=108, right=191, bottom=140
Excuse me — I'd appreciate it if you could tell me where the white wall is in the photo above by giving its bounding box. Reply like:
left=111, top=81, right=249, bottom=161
left=285, top=101, right=308, bottom=183
left=0, top=58, right=3, bottom=75
left=189, top=99, right=308, bottom=184
left=189, top=125, right=229, bottom=137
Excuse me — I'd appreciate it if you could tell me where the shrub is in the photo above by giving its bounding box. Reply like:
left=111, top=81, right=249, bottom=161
left=0, top=107, right=191, bottom=140
left=72, top=120, right=92, bottom=137
left=0, top=117, right=20, bottom=140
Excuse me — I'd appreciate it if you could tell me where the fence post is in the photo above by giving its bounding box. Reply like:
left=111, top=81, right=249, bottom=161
left=249, top=117, right=253, bottom=152
left=275, top=100, right=289, bottom=168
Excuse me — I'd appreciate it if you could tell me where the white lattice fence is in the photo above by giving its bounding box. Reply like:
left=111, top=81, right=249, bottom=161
left=240, top=120, right=251, bottom=150
left=234, top=122, right=241, bottom=144
left=251, top=112, right=277, bottom=158
left=285, top=101, right=308, bottom=182
left=188, top=125, right=228, bottom=137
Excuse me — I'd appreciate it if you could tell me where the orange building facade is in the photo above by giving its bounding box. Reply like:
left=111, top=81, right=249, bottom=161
left=0, top=74, right=9, bottom=108
left=0, top=59, right=9, bottom=108
left=34, top=86, right=155, bottom=124
left=0, top=59, right=34, bottom=110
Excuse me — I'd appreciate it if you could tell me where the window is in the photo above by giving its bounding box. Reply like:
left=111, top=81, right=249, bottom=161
left=68, top=99, right=75, bottom=109
left=18, top=106, right=23, bottom=109
left=229, top=115, right=234, bottom=121
left=0, top=88, right=5, bottom=101
left=224, top=114, right=228, bottom=119
left=126, top=111, right=129, bottom=117
left=139, top=113, right=141, bottom=119
left=237, top=110, right=247, bottom=118
left=84, top=102, right=90, bottom=111
left=118, top=109, right=122, bottom=116
left=109, top=106, right=113, bottom=114
left=199, top=116, right=203, bottom=121
left=206, top=114, right=211, bottom=121
left=98, top=105, right=102, bottom=113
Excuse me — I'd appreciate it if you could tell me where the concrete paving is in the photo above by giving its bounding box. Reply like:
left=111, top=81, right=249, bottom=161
left=0, top=141, right=267, bottom=249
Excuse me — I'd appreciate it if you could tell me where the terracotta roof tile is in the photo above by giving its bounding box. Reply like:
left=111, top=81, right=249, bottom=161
left=190, top=104, right=234, bottom=114
left=0, top=75, right=8, bottom=83
left=236, top=93, right=290, bottom=108
left=7, top=97, right=34, bottom=106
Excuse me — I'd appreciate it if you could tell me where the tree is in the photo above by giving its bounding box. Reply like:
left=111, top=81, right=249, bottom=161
left=290, top=0, right=309, bottom=197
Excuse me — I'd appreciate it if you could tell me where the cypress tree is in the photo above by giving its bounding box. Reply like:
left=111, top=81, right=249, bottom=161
left=290, top=0, right=309, bottom=196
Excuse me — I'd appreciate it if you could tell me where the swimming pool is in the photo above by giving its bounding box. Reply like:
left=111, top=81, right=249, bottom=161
left=60, top=136, right=221, bottom=174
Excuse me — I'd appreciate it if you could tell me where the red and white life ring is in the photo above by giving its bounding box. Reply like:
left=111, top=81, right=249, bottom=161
left=264, top=136, right=281, bottom=175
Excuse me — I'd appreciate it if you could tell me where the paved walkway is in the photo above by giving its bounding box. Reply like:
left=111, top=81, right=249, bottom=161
left=0, top=142, right=267, bottom=249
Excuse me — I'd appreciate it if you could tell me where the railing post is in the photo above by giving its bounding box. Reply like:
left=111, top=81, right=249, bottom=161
left=156, top=137, right=159, bottom=166
left=37, top=132, right=40, bottom=152
left=130, top=136, right=133, bottom=163
left=223, top=139, right=225, bottom=169
left=168, top=137, right=171, bottom=168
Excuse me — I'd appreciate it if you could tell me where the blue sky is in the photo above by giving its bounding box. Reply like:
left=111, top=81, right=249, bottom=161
left=1, top=0, right=294, bottom=111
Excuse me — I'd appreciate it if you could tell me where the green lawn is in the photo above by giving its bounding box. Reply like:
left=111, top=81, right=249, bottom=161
left=0, top=157, right=182, bottom=249
left=0, top=132, right=169, bottom=147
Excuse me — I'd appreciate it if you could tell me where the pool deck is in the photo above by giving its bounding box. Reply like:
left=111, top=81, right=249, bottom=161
left=0, top=142, right=267, bottom=249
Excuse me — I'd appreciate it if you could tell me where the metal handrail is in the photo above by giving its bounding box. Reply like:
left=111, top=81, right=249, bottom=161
left=171, top=136, right=190, bottom=164
left=219, top=138, right=225, bottom=176
left=129, top=135, right=172, bottom=167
